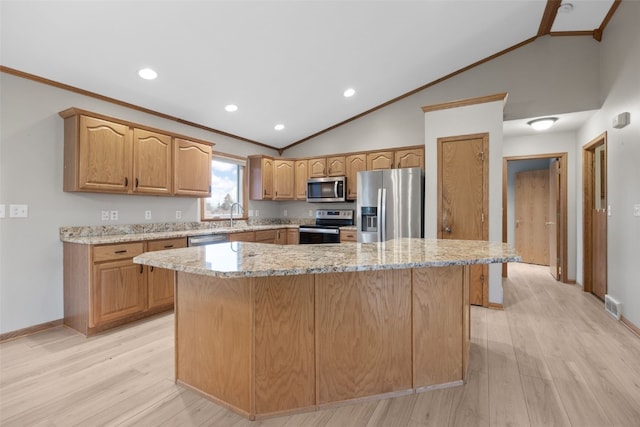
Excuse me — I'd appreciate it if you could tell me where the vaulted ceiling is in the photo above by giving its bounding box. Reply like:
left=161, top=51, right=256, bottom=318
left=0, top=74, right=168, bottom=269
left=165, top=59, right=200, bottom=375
left=0, top=1, right=617, bottom=150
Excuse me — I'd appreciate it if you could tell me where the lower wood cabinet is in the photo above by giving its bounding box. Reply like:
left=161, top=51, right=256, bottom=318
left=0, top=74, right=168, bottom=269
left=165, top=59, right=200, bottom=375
left=286, top=228, right=299, bottom=245
left=340, top=229, right=357, bottom=242
left=64, top=238, right=186, bottom=336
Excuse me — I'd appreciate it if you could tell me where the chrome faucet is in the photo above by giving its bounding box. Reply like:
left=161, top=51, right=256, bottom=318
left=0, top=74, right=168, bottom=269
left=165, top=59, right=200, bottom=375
left=229, top=202, right=244, bottom=227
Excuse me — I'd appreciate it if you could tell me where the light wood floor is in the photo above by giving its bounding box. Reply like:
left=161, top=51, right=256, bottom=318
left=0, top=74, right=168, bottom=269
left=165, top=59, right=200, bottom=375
left=2, top=263, right=640, bottom=426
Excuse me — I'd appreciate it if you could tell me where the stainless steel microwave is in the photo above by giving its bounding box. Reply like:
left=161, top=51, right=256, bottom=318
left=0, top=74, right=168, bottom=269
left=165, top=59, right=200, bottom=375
left=306, top=176, right=347, bottom=203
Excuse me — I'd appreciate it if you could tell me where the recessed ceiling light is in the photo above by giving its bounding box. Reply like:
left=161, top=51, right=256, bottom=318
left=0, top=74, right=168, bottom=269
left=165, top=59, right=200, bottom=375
left=343, top=88, right=356, bottom=98
left=225, top=104, right=238, bottom=112
left=527, top=117, right=558, bottom=131
left=138, top=68, right=158, bottom=80
left=274, top=124, right=285, bottom=131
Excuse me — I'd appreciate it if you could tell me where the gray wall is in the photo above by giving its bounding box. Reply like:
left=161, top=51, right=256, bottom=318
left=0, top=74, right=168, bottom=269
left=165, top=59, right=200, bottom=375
left=577, top=1, right=640, bottom=327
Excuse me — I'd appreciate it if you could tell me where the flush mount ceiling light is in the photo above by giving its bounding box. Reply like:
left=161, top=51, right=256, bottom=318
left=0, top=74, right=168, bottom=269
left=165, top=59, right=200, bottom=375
left=527, top=117, right=558, bottom=131
left=558, top=3, right=574, bottom=13
left=343, top=88, right=356, bottom=98
left=274, top=124, right=285, bottom=131
left=137, top=68, right=158, bottom=80
left=225, top=104, right=238, bottom=112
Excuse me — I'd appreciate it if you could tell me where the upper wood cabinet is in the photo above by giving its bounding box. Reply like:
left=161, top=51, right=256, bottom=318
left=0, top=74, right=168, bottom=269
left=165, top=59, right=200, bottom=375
left=345, top=154, right=366, bottom=200
left=294, top=160, right=308, bottom=200
left=60, top=108, right=214, bottom=197
left=133, top=128, right=172, bottom=195
left=174, top=138, right=212, bottom=197
left=395, top=148, right=424, bottom=170
left=249, top=156, right=274, bottom=200
left=367, top=151, right=394, bottom=170
left=326, top=156, right=346, bottom=176
left=273, top=159, right=295, bottom=200
left=64, top=115, right=132, bottom=193
left=308, top=158, right=327, bottom=178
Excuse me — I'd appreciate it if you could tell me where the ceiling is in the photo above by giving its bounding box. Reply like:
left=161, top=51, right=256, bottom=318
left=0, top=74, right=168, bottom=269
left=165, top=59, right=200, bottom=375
left=0, top=1, right=616, bottom=150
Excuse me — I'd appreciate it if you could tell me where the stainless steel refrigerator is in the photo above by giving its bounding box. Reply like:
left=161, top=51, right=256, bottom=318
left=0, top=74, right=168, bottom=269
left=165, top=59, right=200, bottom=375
left=356, top=167, right=424, bottom=243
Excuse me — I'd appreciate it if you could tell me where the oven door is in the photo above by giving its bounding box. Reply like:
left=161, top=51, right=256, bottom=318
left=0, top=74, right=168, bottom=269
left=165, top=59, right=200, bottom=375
left=299, top=226, right=340, bottom=244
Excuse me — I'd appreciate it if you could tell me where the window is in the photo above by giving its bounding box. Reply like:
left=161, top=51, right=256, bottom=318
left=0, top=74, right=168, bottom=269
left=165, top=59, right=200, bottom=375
left=201, top=155, right=246, bottom=221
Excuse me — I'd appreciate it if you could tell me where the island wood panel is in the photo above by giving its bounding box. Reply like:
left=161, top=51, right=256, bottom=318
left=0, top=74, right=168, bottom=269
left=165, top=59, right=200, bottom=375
left=254, top=274, right=315, bottom=415
left=413, top=265, right=465, bottom=389
left=63, top=242, right=90, bottom=334
left=175, top=272, right=253, bottom=417
left=315, top=270, right=412, bottom=405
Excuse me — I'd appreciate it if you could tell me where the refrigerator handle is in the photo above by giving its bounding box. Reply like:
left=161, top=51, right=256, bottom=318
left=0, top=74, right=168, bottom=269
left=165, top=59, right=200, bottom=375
left=379, top=188, right=387, bottom=241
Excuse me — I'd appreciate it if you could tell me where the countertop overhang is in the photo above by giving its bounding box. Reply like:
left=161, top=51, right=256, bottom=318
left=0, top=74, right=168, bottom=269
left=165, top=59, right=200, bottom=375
left=133, top=238, right=521, bottom=278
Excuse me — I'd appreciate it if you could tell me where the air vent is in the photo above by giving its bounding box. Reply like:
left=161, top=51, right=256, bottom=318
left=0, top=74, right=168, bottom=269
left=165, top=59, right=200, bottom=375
left=604, top=294, right=622, bottom=320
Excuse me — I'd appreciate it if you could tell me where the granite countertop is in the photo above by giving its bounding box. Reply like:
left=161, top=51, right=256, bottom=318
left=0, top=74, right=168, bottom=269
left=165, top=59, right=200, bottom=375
left=133, top=238, right=521, bottom=278
left=59, top=221, right=307, bottom=245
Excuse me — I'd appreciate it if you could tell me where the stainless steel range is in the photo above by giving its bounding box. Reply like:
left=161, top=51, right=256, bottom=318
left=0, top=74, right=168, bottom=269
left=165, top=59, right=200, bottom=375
left=299, top=209, right=354, bottom=244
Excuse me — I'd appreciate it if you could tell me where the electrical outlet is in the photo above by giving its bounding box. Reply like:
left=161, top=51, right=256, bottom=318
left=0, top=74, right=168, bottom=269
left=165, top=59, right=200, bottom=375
left=0, top=204, right=5, bottom=219
left=9, top=204, right=28, bottom=218
left=248, top=210, right=255, bottom=217
left=308, top=210, right=313, bottom=217
left=110, top=210, right=118, bottom=221
left=101, top=210, right=110, bottom=221
left=175, top=210, right=182, bottom=219
left=255, top=210, right=259, bottom=217
left=145, top=210, right=152, bottom=220
left=634, top=204, right=640, bottom=217
left=283, top=209, right=288, bottom=217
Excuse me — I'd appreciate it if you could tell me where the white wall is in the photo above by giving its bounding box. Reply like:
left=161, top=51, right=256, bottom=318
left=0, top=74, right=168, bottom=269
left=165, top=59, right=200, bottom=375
left=577, top=1, right=640, bottom=327
left=424, top=100, right=505, bottom=304
left=0, top=73, right=278, bottom=334
left=503, top=131, right=578, bottom=281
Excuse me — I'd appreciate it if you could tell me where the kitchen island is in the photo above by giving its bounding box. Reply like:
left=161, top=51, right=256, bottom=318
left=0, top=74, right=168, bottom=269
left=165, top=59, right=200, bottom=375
left=134, top=238, right=520, bottom=420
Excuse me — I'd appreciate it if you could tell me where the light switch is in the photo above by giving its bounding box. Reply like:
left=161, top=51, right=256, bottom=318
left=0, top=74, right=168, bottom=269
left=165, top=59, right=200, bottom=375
left=634, top=204, right=640, bottom=217
left=0, top=204, right=5, bottom=218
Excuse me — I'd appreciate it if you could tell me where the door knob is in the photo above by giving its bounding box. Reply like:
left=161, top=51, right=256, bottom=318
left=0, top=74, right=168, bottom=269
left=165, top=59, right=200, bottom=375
left=444, top=226, right=452, bottom=233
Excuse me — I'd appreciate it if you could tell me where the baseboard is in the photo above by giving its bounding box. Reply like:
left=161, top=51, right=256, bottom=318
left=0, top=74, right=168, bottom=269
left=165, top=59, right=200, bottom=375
left=0, top=318, right=64, bottom=343
left=487, top=302, right=503, bottom=310
left=621, top=316, right=640, bottom=338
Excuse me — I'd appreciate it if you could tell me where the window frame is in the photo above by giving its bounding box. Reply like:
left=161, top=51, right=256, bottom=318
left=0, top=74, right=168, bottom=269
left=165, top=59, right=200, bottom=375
left=200, top=152, right=249, bottom=222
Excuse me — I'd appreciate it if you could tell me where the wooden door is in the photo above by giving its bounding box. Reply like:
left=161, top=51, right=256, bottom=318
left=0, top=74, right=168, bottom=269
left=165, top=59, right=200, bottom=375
left=92, top=260, right=146, bottom=326
left=78, top=115, right=131, bottom=192
left=438, top=134, right=488, bottom=306
left=173, top=138, right=212, bottom=196
left=345, top=154, right=366, bottom=200
left=273, top=159, right=294, bottom=200
left=308, top=158, right=327, bottom=177
left=132, top=128, right=172, bottom=195
left=548, top=159, right=560, bottom=279
left=326, top=156, right=346, bottom=176
left=592, top=144, right=607, bottom=300
left=294, top=160, right=308, bottom=200
left=366, top=151, right=394, bottom=170
left=514, top=169, right=549, bottom=265
left=395, top=147, right=424, bottom=169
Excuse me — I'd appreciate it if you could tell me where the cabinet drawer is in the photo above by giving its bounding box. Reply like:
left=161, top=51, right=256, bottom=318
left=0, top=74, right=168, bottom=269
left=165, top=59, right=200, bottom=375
left=93, top=242, right=144, bottom=262
left=255, top=229, right=277, bottom=243
left=229, top=231, right=255, bottom=242
left=340, top=230, right=357, bottom=242
left=147, top=238, right=187, bottom=252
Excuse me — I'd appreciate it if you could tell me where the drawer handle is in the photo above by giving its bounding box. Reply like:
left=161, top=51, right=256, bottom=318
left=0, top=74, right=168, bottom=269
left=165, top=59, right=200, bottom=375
left=163, top=245, right=174, bottom=249
left=135, top=177, right=139, bottom=188
left=150, top=266, right=154, bottom=272
left=114, top=249, right=128, bottom=254
left=124, top=177, right=128, bottom=187
left=140, top=265, right=144, bottom=274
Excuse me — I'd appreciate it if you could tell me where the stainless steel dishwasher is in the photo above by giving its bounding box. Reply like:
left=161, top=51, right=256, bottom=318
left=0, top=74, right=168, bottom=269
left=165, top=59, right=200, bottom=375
left=187, top=234, right=228, bottom=247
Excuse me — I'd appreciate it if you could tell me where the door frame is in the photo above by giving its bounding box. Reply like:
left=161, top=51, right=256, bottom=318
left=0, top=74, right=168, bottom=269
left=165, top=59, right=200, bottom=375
left=502, top=153, right=568, bottom=282
left=582, top=132, right=607, bottom=295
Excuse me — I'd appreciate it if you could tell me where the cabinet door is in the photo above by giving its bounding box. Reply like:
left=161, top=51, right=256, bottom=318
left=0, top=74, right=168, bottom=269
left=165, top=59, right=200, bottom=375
left=367, top=151, right=394, bottom=170
left=250, top=156, right=274, bottom=200
left=345, top=154, right=366, bottom=200
left=395, top=148, right=424, bottom=169
left=294, top=160, right=308, bottom=200
left=174, top=138, right=212, bottom=197
left=92, top=260, right=146, bottom=327
left=286, top=228, right=299, bottom=245
left=147, top=238, right=187, bottom=309
left=133, top=129, right=172, bottom=195
left=275, top=229, right=287, bottom=244
left=309, top=158, right=327, bottom=178
left=340, top=229, right=357, bottom=242
left=255, top=229, right=277, bottom=243
left=274, top=160, right=295, bottom=200
left=78, top=115, right=131, bottom=192
left=327, top=156, right=346, bottom=177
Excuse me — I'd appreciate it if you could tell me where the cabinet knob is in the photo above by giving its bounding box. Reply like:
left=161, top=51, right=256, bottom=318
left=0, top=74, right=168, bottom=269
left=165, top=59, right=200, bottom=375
left=124, top=177, right=128, bottom=187
left=135, top=178, right=139, bottom=188
left=139, top=265, right=144, bottom=274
